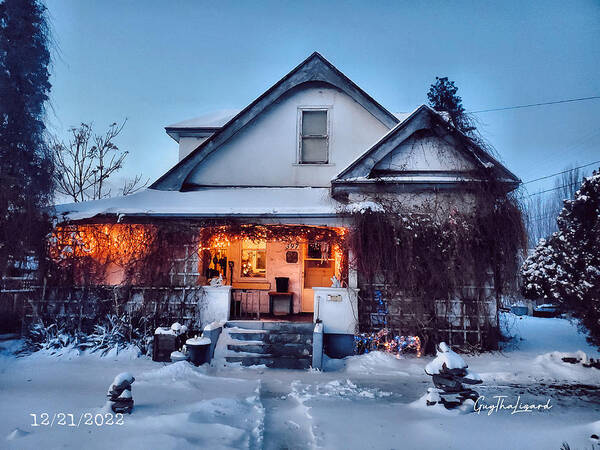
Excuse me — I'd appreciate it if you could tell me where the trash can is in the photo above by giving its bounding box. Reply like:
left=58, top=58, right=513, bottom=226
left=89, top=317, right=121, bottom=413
left=275, top=277, right=289, bottom=293
left=186, top=337, right=212, bottom=366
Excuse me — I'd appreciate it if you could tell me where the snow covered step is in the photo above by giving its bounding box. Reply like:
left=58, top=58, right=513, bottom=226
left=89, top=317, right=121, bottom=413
left=228, top=343, right=268, bottom=354
left=228, top=331, right=270, bottom=342
left=226, top=321, right=314, bottom=334
left=228, top=343, right=311, bottom=357
left=265, top=333, right=312, bottom=345
left=222, top=321, right=314, bottom=369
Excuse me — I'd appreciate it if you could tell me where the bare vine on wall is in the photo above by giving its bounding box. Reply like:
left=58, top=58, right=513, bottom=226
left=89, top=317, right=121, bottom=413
left=342, top=178, right=527, bottom=351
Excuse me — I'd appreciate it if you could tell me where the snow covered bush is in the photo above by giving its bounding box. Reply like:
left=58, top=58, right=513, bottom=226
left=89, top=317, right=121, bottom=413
left=24, top=319, right=84, bottom=353
left=82, top=314, right=129, bottom=355
left=522, top=169, right=600, bottom=347
left=23, top=313, right=151, bottom=356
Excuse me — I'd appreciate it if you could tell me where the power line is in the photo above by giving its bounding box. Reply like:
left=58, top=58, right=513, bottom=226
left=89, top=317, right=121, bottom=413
left=470, top=95, right=600, bottom=114
left=523, top=160, right=600, bottom=185
left=522, top=181, right=581, bottom=198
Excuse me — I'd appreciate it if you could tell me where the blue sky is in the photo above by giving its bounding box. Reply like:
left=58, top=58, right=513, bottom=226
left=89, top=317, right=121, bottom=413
left=46, top=0, right=600, bottom=194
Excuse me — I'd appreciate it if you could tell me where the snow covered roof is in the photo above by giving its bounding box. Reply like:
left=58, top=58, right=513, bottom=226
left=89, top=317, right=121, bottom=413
left=167, top=109, right=241, bottom=129
left=53, top=187, right=341, bottom=222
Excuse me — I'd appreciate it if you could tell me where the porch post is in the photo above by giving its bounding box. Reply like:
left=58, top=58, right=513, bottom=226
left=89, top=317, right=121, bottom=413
left=348, top=248, right=358, bottom=289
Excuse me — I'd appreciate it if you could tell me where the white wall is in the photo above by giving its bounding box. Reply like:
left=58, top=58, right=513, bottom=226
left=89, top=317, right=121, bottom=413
left=186, top=85, right=390, bottom=187
left=347, top=191, right=478, bottom=216
left=199, top=286, right=231, bottom=325
left=313, top=287, right=359, bottom=334
left=179, top=136, right=211, bottom=161
left=373, top=134, right=476, bottom=172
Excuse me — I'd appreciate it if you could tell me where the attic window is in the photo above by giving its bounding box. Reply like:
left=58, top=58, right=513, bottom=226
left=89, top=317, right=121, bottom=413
left=299, top=109, right=329, bottom=164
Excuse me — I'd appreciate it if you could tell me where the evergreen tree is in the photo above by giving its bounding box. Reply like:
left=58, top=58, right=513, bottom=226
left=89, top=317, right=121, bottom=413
left=0, top=0, right=53, bottom=274
left=427, top=77, right=476, bottom=135
left=522, top=170, right=600, bottom=346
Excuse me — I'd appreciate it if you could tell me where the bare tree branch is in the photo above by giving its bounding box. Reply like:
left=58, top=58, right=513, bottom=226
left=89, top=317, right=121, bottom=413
left=120, top=174, right=149, bottom=196
left=51, top=120, right=141, bottom=202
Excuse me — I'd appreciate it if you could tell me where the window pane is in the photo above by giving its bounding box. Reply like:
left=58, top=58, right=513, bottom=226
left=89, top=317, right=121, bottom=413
left=301, top=137, right=327, bottom=163
left=302, top=110, right=327, bottom=136
left=241, top=239, right=266, bottom=278
left=241, top=249, right=266, bottom=277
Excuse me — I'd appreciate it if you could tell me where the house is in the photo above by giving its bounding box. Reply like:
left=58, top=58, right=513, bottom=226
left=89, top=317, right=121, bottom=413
left=51, top=52, right=521, bottom=359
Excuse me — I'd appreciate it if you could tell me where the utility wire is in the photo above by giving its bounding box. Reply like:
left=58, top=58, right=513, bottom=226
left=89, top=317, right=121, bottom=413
left=470, top=95, right=600, bottom=113
left=523, top=160, right=600, bottom=185
left=521, top=181, right=581, bottom=198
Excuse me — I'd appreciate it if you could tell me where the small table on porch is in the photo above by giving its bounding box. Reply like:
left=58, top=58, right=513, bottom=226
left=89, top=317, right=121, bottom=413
left=268, top=291, right=293, bottom=315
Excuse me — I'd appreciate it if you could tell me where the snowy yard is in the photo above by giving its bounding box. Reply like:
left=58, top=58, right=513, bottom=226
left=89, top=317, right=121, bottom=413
left=1, top=314, right=599, bottom=450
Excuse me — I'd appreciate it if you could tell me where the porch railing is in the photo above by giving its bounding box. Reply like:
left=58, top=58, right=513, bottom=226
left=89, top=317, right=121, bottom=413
left=230, top=289, right=267, bottom=320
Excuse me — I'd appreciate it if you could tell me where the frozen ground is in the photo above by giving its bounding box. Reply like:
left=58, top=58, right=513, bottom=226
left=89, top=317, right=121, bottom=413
left=1, top=314, right=599, bottom=450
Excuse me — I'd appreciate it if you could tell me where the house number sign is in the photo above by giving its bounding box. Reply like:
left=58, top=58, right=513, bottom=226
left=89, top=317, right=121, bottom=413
left=285, top=242, right=299, bottom=250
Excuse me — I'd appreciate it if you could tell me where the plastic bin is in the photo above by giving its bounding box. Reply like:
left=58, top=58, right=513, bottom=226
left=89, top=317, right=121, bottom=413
left=275, top=277, right=289, bottom=293
left=186, top=337, right=212, bottom=366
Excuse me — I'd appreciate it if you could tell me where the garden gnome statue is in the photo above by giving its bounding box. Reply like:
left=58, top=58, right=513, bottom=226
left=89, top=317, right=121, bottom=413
left=424, top=342, right=482, bottom=409
left=107, top=372, right=135, bottom=414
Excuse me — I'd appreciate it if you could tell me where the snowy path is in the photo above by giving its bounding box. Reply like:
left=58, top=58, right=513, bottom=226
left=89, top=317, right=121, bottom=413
left=260, top=378, right=316, bottom=449
left=1, top=314, right=599, bottom=449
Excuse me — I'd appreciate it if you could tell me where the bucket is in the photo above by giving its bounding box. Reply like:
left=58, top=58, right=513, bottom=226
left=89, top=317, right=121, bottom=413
left=186, top=337, right=212, bottom=366
left=275, top=277, right=289, bottom=293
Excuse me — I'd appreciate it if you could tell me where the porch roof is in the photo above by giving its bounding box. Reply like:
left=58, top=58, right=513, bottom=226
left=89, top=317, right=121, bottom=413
left=53, top=187, right=342, bottom=222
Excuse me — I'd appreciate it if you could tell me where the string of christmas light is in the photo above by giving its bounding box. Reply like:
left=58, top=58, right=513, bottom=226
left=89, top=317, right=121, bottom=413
left=354, top=329, right=422, bottom=357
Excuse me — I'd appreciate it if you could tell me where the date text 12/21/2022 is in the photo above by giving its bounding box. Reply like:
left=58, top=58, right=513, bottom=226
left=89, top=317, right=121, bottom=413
left=30, top=412, right=124, bottom=427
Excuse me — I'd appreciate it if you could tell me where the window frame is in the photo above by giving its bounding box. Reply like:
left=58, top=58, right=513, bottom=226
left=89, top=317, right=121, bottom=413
left=297, top=106, right=331, bottom=165
left=239, top=240, right=267, bottom=279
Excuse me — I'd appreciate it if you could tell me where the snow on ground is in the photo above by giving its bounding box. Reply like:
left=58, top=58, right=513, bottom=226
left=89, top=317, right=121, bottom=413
left=1, top=313, right=599, bottom=449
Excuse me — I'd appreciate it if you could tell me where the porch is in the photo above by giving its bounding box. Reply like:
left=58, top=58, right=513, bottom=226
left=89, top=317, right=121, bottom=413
left=196, top=225, right=347, bottom=321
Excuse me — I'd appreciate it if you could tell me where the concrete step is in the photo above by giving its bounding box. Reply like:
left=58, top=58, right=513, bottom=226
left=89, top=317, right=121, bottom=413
left=226, top=321, right=314, bottom=334
left=228, top=343, right=311, bottom=357
left=223, top=321, right=314, bottom=369
left=265, top=333, right=313, bottom=345
left=227, top=343, right=268, bottom=354
left=225, top=355, right=311, bottom=370
left=228, top=332, right=269, bottom=342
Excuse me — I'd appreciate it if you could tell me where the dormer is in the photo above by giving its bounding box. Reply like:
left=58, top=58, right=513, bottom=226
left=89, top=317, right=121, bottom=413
left=165, top=109, right=240, bottom=161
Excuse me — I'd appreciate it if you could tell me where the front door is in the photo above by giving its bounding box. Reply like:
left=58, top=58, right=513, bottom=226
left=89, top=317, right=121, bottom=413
left=302, top=258, right=335, bottom=312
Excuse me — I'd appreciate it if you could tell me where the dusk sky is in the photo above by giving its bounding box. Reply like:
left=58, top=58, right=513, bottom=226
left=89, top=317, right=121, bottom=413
left=46, top=0, right=600, bottom=196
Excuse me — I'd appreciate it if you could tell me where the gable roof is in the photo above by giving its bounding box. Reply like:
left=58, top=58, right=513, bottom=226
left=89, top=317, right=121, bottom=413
left=334, top=104, right=521, bottom=188
left=151, top=52, right=399, bottom=191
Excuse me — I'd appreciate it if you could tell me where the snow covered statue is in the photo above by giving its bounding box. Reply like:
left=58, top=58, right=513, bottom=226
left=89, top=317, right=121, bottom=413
left=107, top=372, right=135, bottom=414
left=424, top=342, right=482, bottom=409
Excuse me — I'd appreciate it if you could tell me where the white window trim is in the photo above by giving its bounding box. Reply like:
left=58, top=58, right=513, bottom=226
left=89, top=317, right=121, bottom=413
left=297, top=106, right=332, bottom=165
